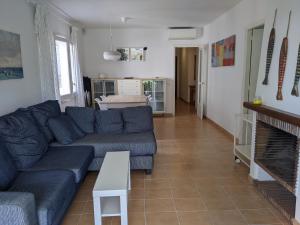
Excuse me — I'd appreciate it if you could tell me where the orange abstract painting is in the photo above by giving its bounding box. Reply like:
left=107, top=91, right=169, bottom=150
left=212, top=35, right=236, bottom=67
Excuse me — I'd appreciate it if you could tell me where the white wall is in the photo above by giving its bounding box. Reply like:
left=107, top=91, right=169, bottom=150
left=0, top=0, right=42, bottom=115
left=202, top=0, right=300, bottom=135
left=201, top=0, right=270, bottom=134
left=256, top=0, right=300, bottom=115
left=81, top=28, right=175, bottom=114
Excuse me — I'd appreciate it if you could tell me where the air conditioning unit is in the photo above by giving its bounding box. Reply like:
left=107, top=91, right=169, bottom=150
left=168, top=27, right=201, bottom=40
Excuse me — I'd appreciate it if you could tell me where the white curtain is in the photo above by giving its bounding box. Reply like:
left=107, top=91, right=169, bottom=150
left=28, top=1, right=61, bottom=103
left=70, top=26, right=85, bottom=107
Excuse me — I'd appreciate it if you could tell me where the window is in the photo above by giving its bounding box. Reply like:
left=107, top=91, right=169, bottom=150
left=55, top=37, right=74, bottom=96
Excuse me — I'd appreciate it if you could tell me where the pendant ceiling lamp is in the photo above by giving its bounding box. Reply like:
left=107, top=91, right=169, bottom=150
left=103, top=23, right=121, bottom=61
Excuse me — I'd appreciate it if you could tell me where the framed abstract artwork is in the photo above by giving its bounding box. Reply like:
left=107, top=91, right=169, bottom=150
left=0, top=29, right=23, bottom=80
left=116, top=47, right=147, bottom=62
left=116, top=48, right=130, bottom=61
left=211, top=35, right=236, bottom=67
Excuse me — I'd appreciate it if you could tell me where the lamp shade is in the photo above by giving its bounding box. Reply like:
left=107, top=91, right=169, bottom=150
left=103, top=50, right=121, bottom=61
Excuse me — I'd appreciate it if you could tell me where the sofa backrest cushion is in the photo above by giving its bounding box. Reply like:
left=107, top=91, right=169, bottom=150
left=65, top=107, right=95, bottom=134
left=95, top=109, right=123, bottom=134
left=48, top=115, right=85, bottom=145
left=0, top=142, right=18, bottom=190
left=29, top=100, right=61, bottom=142
left=0, top=109, right=48, bottom=169
left=122, top=106, right=154, bottom=133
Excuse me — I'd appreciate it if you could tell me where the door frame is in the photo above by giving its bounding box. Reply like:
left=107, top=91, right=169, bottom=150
left=240, top=20, right=265, bottom=113
left=172, top=44, right=207, bottom=117
left=197, top=44, right=209, bottom=119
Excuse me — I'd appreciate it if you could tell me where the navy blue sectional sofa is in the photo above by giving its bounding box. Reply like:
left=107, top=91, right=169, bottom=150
left=0, top=100, right=157, bottom=225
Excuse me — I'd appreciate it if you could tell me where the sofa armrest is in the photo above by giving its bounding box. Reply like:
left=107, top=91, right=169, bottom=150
left=0, top=192, right=38, bottom=225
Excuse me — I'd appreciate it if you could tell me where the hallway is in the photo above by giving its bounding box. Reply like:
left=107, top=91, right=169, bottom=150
left=62, top=104, right=289, bottom=225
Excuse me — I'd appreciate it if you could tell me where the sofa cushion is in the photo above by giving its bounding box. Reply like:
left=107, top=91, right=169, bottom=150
left=52, top=131, right=157, bottom=157
left=0, top=109, right=48, bottom=169
left=29, top=100, right=61, bottom=142
left=122, top=106, right=153, bottom=133
left=48, top=115, right=85, bottom=145
left=95, top=109, right=123, bottom=134
left=66, top=107, right=95, bottom=134
left=9, top=170, right=76, bottom=225
left=0, top=142, right=18, bottom=190
left=24, top=145, right=94, bottom=183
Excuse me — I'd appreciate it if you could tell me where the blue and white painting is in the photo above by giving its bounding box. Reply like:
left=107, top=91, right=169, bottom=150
left=0, top=29, right=23, bottom=80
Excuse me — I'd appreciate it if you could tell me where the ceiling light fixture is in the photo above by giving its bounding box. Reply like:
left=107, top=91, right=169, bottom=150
left=103, top=23, right=121, bottom=61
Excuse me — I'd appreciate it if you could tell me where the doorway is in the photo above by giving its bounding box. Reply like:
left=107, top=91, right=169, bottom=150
left=243, top=25, right=264, bottom=144
left=175, top=47, right=198, bottom=115
left=244, top=25, right=264, bottom=103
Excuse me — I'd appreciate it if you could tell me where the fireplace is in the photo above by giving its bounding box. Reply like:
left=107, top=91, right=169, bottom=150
left=255, top=120, right=299, bottom=193
left=244, top=102, right=300, bottom=222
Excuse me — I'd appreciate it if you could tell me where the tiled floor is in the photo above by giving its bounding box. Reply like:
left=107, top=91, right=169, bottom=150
left=61, top=100, right=290, bottom=225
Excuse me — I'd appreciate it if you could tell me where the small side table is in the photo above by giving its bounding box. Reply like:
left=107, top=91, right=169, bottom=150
left=93, top=151, right=131, bottom=225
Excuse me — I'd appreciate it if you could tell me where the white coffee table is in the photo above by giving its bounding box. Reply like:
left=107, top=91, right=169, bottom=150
left=93, top=151, right=131, bottom=225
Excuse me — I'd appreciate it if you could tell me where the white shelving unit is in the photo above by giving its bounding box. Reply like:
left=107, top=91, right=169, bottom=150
left=233, top=113, right=254, bottom=167
left=142, top=79, right=166, bottom=114
left=91, top=79, right=117, bottom=108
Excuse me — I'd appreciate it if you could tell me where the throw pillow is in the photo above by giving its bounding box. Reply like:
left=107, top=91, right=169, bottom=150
left=95, top=109, right=123, bottom=134
left=29, top=100, right=61, bottom=142
left=122, top=106, right=154, bottom=133
left=0, top=109, right=48, bottom=169
left=48, top=115, right=85, bottom=145
left=65, top=107, right=95, bottom=133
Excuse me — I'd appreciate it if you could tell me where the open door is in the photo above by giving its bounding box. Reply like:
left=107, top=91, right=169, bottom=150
left=244, top=26, right=264, bottom=102
left=197, top=45, right=208, bottom=119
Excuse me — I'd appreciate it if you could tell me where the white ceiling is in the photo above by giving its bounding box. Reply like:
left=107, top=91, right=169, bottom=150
left=49, top=0, right=241, bottom=28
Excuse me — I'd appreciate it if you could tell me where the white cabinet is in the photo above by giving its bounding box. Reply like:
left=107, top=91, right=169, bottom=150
left=92, top=79, right=117, bottom=108
left=143, top=79, right=166, bottom=114
left=117, top=80, right=142, bottom=95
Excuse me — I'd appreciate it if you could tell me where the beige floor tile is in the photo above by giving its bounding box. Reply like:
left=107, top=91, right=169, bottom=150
left=73, top=188, right=93, bottom=202
left=178, top=211, right=212, bottom=225
left=131, top=178, right=145, bottom=189
left=209, top=210, right=247, bottom=225
left=131, top=170, right=145, bottom=179
left=128, top=188, right=145, bottom=199
left=67, top=201, right=86, bottom=215
left=146, top=212, right=179, bottom=225
left=145, top=179, right=170, bottom=189
left=83, top=201, right=94, bottom=213
left=174, top=198, right=206, bottom=211
left=241, top=209, right=282, bottom=224
left=111, top=213, right=146, bottom=225
left=145, top=188, right=172, bottom=199
left=170, top=178, right=197, bottom=189
left=78, top=213, right=112, bottom=225
left=231, top=195, right=270, bottom=210
left=203, top=196, right=236, bottom=210
left=128, top=199, right=145, bottom=213
left=146, top=199, right=175, bottom=212
left=61, top=214, right=81, bottom=225
left=172, top=187, right=201, bottom=198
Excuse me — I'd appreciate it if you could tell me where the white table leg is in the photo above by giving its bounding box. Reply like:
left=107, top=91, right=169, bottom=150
left=128, top=161, right=131, bottom=190
left=93, top=196, right=102, bottom=225
left=120, top=194, right=128, bottom=225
